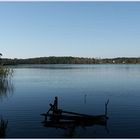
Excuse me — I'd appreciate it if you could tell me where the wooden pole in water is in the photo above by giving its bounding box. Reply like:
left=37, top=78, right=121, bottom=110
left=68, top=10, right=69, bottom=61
left=105, top=99, right=109, bottom=116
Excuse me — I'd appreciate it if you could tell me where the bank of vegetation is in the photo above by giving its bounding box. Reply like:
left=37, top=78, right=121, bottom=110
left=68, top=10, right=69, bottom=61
left=1, top=56, right=140, bottom=65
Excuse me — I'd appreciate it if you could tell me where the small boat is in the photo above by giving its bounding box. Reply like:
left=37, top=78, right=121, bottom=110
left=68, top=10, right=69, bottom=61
left=41, top=97, right=109, bottom=128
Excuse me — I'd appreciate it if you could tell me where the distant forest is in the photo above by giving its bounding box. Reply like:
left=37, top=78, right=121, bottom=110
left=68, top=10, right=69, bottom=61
left=1, top=56, right=140, bottom=65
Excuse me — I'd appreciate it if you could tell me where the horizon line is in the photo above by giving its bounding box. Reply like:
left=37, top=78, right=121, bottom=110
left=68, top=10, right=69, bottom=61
left=2, top=55, right=140, bottom=60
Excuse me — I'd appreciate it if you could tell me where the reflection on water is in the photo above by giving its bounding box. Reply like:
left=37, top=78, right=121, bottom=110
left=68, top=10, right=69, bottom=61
left=0, top=67, right=13, bottom=137
left=42, top=117, right=108, bottom=137
left=41, top=97, right=109, bottom=138
left=1, top=64, right=140, bottom=138
left=0, top=79, right=14, bottom=99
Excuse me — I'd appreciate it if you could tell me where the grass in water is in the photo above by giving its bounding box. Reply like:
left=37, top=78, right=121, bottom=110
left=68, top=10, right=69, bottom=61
left=0, top=66, right=13, bottom=79
left=0, top=66, right=14, bottom=99
left=0, top=118, right=8, bottom=138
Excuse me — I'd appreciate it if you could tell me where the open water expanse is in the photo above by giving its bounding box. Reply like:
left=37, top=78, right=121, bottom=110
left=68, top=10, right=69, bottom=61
left=1, top=64, right=140, bottom=138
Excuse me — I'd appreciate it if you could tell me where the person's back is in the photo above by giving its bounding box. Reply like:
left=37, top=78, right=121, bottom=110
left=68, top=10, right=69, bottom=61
left=53, top=97, right=58, bottom=110
left=52, top=96, right=58, bottom=115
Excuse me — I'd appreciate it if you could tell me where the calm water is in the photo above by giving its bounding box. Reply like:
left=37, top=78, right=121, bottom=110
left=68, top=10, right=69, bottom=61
left=1, top=64, right=140, bottom=138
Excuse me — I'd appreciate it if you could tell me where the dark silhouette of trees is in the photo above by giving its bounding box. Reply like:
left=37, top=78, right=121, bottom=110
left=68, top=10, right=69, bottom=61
left=1, top=56, right=140, bottom=65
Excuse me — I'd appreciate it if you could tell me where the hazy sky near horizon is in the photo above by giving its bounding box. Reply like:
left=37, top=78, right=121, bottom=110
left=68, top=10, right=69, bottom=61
left=0, top=2, right=140, bottom=59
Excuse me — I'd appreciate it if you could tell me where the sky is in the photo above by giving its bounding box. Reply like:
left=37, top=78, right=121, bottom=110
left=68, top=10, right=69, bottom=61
left=0, top=2, right=140, bottom=59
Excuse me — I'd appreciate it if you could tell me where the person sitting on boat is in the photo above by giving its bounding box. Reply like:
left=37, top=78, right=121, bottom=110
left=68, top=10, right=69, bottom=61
left=53, top=96, right=58, bottom=111
left=49, top=97, right=62, bottom=115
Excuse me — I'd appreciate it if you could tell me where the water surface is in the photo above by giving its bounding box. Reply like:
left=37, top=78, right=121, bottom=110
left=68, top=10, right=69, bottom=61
left=0, top=64, right=140, bottom=138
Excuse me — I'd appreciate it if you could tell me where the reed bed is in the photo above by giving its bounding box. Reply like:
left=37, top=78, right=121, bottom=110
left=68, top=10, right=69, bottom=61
left=0, top=118, right=8, bottom=138
left=0, top=66, right=14, bottom=99
left=0, top=66, right=13, bottom=79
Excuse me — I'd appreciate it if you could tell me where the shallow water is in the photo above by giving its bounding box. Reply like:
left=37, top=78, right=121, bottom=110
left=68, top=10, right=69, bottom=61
left=0, top=64, right=140, bottom=138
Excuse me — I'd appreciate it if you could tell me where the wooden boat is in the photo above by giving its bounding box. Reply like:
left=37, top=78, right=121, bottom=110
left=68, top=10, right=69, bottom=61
left=41, top=114, right=108, bottom=129
left=41, top=97, right=109, bottom=129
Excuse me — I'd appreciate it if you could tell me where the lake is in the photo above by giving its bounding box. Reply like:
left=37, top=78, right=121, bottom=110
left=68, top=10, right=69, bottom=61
left=0, top=64, right=140, bottom=138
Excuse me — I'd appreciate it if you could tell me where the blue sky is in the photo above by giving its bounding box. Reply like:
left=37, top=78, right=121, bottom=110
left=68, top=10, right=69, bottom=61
left=0, top=2, right=140, bottom=58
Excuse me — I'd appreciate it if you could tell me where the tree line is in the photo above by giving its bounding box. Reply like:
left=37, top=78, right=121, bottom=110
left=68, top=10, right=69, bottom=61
left=1, top=56, right=140, bottom=65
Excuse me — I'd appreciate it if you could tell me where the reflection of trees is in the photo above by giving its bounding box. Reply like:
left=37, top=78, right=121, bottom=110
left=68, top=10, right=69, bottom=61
left=0, top=66, right=14, bottom=99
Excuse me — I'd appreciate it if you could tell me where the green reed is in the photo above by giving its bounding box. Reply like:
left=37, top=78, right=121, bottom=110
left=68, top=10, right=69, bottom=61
left=0, top=66, right=13, bottom=79
left=0, top=66, right=14, bottom=99
left=0, top=118, right=8, bottom=138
